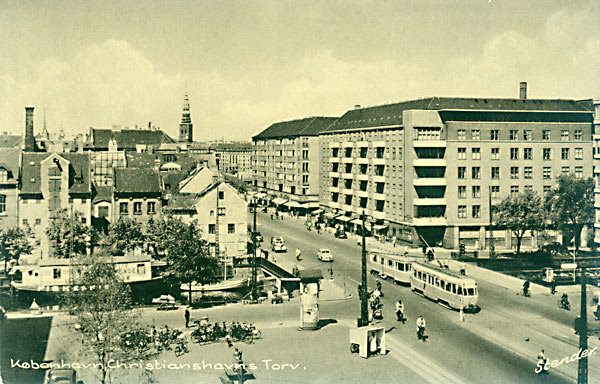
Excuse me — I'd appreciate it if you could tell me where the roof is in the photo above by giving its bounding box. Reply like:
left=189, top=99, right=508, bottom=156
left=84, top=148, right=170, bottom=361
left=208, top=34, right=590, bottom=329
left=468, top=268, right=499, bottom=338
left=91, top=128, right=175, bottom=150
left=20, top=152, right=92, bottom=195
left=165, top=193, right=198, bottom=211
left=0, top=148, right=21, bottom=184
left=324, top=97, right=595, bottom=133
left=0, top=134, right=22, bottom=148
left=252, top=117, right=338, bottom=140
left=113, top=168, right=161, bottom=194
left=126, top=152, right=158, bottom=169
left=297, top=269, right=323, bottom=282
left=93, top=185, right=113, bottom=203
left=210, top=142, right=252, bottom=152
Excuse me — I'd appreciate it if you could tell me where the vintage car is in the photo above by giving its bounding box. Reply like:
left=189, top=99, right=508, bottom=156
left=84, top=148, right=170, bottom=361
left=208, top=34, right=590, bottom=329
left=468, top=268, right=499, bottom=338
left=317, top=249, right=334, bottom=262
left=271, top=237, right=287, bottom=252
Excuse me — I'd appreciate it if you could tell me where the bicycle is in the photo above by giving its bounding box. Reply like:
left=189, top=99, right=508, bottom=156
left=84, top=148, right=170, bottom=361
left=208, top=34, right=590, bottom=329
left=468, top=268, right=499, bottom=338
left=174, top=339, right=189, bottom=357
left=558, top=299, right=571, bottom=311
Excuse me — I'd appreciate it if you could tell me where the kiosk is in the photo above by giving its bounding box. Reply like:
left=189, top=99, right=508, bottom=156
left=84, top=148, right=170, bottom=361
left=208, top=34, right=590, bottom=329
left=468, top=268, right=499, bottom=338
left=349, top=326, right=386, bottom=358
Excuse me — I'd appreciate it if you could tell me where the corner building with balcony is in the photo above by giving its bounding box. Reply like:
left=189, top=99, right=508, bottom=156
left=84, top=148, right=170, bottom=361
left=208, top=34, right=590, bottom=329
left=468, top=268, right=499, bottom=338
left=319, top=95, right=595, bottom=250
left=252, top=117, right=338, bottom=207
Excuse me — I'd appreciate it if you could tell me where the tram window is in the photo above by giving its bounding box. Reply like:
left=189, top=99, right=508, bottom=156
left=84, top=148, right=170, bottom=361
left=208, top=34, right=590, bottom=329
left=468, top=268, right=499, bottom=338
left=457, top=287, right=463, bottom=295
left=417, top=271, right=421, bottom=279
left=397, top=263, right=402, bottom=271
left=380, top=258, right=384, bottom=265
left=388, top=260, right=393, bottom=267
left=467, top=288, right=475, bottom=296
left=372, top=255, right=377, bottom=262
left=445, top=283, right=451, bottom=292
left=435, top=277, right=439, bottom=287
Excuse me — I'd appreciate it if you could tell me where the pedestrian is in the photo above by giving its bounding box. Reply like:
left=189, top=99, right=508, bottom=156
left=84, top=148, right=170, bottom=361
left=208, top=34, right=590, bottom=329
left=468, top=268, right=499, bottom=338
left=392, top=236, right=397, bottom=247
left=184, top=308, right=190, bottom=328
left=550, top=280, right=557, bottom=295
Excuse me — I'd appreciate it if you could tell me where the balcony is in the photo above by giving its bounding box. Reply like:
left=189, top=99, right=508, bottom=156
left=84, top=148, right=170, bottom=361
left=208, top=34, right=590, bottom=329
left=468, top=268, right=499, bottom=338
left=372, top=175, right=386, bottom=183
left=330, top=157, right=340, bottom=162
left=413, top=198, right=447, bottom=206
left=342, top=188, right=353, bottom=195
left=413, top=158, right=447, bottom=167
left=372, top=210, right=386, bottom=220
left=357, top=157, right=369, bottom=164
left=374, top=192, right=385, bottom=200
left=412, top=217, right=448, bottom=226
left=357, top=174, right=369, bottom=181
left=413, top=178, right=447, bottom=186
left=329, top=172, right=340, bottom=177
left=342, top=157, right=354, bottom=163
left=373, top=158, right=386, bottom=165
left=413, top=140, right=446, bottom=148
left=342, top=173, right=354, bottom=179
left=329, top=186, right=340, bottom=193
left=357, top=190, right=368, bottom=198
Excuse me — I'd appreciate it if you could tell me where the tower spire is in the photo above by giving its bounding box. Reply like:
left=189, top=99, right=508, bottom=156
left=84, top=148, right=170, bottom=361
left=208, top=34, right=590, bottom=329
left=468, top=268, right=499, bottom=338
left=178, top=93, right=193, bottom=143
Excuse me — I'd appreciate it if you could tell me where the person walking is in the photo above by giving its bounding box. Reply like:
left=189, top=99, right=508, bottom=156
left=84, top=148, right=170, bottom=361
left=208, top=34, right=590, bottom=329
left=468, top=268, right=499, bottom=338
left=184, top=308, right=190, bottom=328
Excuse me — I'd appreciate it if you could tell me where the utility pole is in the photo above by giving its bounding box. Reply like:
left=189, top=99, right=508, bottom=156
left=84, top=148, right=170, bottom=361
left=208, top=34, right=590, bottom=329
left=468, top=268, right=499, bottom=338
left=358, top=211, right=369, bottom=327
left=251, top=198, right=258, bottom=301
left=577, top=267, right=588, bottom=384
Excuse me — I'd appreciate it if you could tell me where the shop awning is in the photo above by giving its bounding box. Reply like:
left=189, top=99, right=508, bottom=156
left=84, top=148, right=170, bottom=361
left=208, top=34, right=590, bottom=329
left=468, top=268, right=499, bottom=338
left=285, top=201, right=303, bottom=208
left=306, top=202, right=320, bottom=208
left=324, top=212, right=338, bottom=219
left=336, top=216, right=351, bottom=222
left=255, top=192, right=267, bottom=199
left=373, top=225, right=388, bottom=231
left=350, top=218, right=363, bottom=226
left=311, top=209, right=324, bottom=215
left=272, top=198, right=287, bottom=205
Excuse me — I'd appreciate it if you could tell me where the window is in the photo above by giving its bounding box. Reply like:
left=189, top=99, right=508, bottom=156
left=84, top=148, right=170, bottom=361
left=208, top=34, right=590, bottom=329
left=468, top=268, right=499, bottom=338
left=345, top=195, right=352, bottom=205
left=457, top=129, right=466, bottom=140
left=457, top=148, right=466, bottom=160
left=360, top=147, right=367, bottom=158
left=331, top=192, right=339, bottom=202
left=376, top=147, right=385, bottom=159
left=561, top=148, right=569, bottom=160
left=0, top=194, right=5, bottom=213
left=574, top=130, right=583, bottom=141
left=575, top=148, right=583, bottom=160
left=490, top=130, right=499, bottom=141
left=472, top=186, right=481, bottom=198
left=302, top=175, right=309, bottom=184
left=575, top=166, right=583, bottom=179
left=472, top=130, right=480, bottom=140
left=561, top=130, right=569, bottom=141
left=345, top=148, right=352, bottom=157
left=509, top=130, right=518, bottom=140
left=22, top=219, right=28, bottom=226
left=491, top=185, right=500, bottom=199
left=510, top=185, right=519, bottom=197
left=375, top=200, right=385, bottom=212
left=562, top=166, right=570, bottom=175
left=524, top=148, right=532, bottom=160
left=458, top=167, right=466, bottom=179
left=35, top=218, right=41, bottom=225
left=543, top=185, right=552, bottom=196
left=524, top=167, right=533, bottom=179
left=360, top=164, right=367, bottom=174
left=147, top=202, right=156, bottom=215
left=524, top=185, right=533, bottom=192
left=360, top=180, right=368, bottom=191
left=208, top=224, right=215, bottom=234
left=491, top=167, right=500, bottom=179
left=119, top=202, right=129, bottom=214
left=137, top=264, right=146, bottom=275
left=458, top=205, right=467, bottom=218
left=472, top=148, right=480, bottom=160
left=472, top=167, right=480, bottom=179
left=53, top=268, right=61, bottom=279
left=332, top=178, right=339, bottom=187
left=133, top=202, right=142, bottom=215
left=543, top=167, right=551, bottom=179
left=472, top=205, right=481, bottom=218
left=0, top=167, right=8, bottom=182
left=332, top=148, right=339, bottom=157
left=491, top=148, right=500, bottom=160
left=510, top=167, right=519, bottom=179
left=344, top=163, right=352, bottom=173
left=228, top=224, right=235, bottom=234
left=524, top=130, right=532, bottom=141
left=543, top=130, right=550, bottom=141
left=359, top=197, right=367, bottom=208
left=543, top=148, right=551, bottom=160
left=218, top=191, right=225, bottom=200
left=510, top=148, right=519, bottom=160
left=458, top=186, right=466, bottom=198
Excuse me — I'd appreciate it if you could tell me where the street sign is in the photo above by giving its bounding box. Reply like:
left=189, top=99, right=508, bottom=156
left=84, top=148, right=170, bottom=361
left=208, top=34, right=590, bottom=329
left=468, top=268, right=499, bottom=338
left=561, top=263, right=577, bottom=270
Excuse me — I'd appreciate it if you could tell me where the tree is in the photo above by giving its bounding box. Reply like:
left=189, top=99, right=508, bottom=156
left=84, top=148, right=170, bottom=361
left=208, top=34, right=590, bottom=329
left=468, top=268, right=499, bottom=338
left=46, top=209, right=96, bottom=258
left=493, top=190, right=545, bottom=255
left=149, top=216, right=219, bottom=303
left=544, top=175, right=594, bottom=254
left=104, top=218, right=145, bottom=256
left=0, top=227, right=33, bottom=272
left=64, top=254, right=138, bottom=384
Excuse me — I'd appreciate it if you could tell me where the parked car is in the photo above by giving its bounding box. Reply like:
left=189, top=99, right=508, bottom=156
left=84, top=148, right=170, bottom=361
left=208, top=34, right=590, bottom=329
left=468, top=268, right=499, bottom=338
left=44, top=368, right=77, bottom=384
left=271, top=237, right=287, bottom=252
left=317, top=249, right=334, bottom=262
left=334, top=229, right=348, bottom=239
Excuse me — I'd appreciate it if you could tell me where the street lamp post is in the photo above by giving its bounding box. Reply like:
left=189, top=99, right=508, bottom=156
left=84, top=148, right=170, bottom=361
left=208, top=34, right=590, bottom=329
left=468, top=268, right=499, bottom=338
left=577, top=267, right=588, bottom=384
left=251, top=198, right=258, bottom=301
left=358, top=211, right=369, bottom=327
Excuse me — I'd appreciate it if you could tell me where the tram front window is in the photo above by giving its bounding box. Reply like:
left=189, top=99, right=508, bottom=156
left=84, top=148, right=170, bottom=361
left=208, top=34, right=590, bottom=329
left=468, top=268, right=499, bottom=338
left=467, top=288, right=475, bottom=296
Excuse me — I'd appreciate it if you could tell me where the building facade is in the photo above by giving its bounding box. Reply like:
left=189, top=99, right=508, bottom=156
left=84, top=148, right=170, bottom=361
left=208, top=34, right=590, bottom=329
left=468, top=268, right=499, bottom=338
left=252, top=117, right=337, bottom=206
left=112, top=168, right=161, bottom=225
left=318, top=91, right=595, bottom=250
left=593, top=100, right=600, bottom=247
left=0, top=148, right=21, bottom=228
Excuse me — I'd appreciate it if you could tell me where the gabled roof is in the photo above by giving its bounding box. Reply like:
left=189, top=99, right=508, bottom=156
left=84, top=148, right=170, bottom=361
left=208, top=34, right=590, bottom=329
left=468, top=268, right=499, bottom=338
left=0, top=134, right=22, bottom=148
left=324, top=97, right=595, bottom=132
left=93, top=185, right=113, bottom=203
left=113, top=168, right=160, bottom=194
left=91, top=128, right=175, bottom=150
left=0, top=148, right=21, bottom=184
left=20, top=152, right=92, bottom=195
left=252, top=117, right=338, bottom=140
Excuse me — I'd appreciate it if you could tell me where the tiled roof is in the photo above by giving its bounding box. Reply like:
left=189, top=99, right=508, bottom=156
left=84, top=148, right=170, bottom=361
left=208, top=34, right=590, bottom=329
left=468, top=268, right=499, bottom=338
left=126, top=152, right=158, bottom=169
left=0, top=135, right=22, bottom=148
left=252, top=117, right=338, bottom=140
left=165, top=193, right=198, bottom=211
left=20, top=153, right=91, bottom=195
left=93, top=185, right=113, bottom=203
left=0, top=148, right=21, bottom=184
left=210, top=142, right=252, bottom=152
left=113, top=168, right=160, bottom=194
left=91, top=128, right=175, bottom=149
left=324, top=97, right=595, bottom=132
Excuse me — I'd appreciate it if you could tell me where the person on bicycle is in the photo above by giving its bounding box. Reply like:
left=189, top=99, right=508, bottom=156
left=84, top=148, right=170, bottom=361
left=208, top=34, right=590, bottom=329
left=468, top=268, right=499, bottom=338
left=536, top=349, right=547, bottom=374
left=522, top=280, right=530, bottom=297
left=296, top=248, right=302, bottom=261
left=395, top=300, right=404, bottom=321
left=416, top=316, right=426, bottom=340
left=560, top=293, right=570, bottom=308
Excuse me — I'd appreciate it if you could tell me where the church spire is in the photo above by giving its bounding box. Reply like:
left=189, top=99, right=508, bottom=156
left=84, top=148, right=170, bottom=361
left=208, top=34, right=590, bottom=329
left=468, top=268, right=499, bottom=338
left=178, top=93, right=193, bottom=142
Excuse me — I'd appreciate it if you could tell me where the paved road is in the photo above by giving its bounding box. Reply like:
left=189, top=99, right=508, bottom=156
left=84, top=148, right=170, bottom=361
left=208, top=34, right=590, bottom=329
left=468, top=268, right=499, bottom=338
left=254, top=210, right=600, bottom=384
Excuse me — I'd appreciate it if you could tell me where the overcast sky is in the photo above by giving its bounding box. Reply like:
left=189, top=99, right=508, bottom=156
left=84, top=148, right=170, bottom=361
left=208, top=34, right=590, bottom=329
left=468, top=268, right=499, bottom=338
left=0, top=0, right=598, bottom=142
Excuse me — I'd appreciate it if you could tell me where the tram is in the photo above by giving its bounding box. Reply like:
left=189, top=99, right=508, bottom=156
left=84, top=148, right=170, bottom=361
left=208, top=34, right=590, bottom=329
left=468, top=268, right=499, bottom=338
left=367, top=253, right=415, bottom=285
left=410, top=262, right=479, bottom=311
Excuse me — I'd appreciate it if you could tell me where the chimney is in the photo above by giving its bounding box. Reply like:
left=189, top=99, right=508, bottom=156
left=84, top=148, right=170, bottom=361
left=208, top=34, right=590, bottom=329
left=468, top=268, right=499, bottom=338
left=354, top=104, right=361, bottom=109
left=519, top=82, right=527, bottom=99
left=23, top=107, right=37, bottom=152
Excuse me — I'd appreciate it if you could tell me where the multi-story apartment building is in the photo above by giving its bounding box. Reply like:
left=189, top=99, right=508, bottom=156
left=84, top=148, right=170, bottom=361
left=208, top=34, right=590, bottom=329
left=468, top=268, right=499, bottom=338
left=253, top=117, right=337, bottom=207
left=0, top=148, right=21, bottom=228
left=19, top=152, right=93, bottom=258
left=212, top=142, right=252, bottom=176
left=319, top=87, right=595, bottom=251
left=112, top=168, right=161, bottom=225
left=593, top=100, right=600, bottom=247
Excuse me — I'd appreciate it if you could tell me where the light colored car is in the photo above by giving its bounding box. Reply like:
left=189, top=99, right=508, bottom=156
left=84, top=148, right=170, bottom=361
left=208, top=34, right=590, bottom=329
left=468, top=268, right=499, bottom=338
left=44, top=368, right=77, bottom=384
left=271, top=237, right=287, bottom=252
left=317, top=249, right=334, bottom=262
